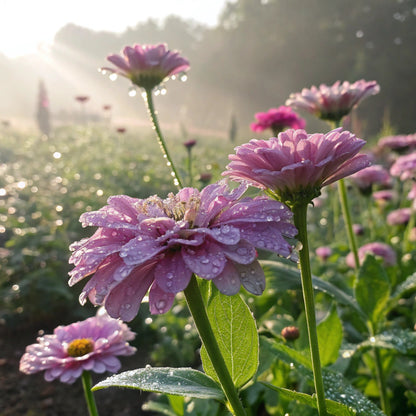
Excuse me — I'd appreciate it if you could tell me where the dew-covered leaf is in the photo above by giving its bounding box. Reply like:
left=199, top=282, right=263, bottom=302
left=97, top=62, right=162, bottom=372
left=358, top=330, right=416, bottom=354
left=317, top=305, right=343, bottom=366
left=201, top=287, right=259, bottom=388
left=391, top=272, right=416, bottom=302
left=92, top=367, right=225, bottom=401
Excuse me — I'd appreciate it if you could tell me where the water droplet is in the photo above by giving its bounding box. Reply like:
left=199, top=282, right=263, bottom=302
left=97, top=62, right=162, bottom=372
left=128, top=86, right=137, bottom=97
left=145, top=364, right=152, bottom=369
left=370, top=336, right=376, bottom=343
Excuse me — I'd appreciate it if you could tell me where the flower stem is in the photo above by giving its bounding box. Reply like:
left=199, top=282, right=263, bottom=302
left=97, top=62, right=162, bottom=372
left=186, top=148, right=193, bottom=187
left=292, top=203, right=328, bottom=416
left=82, top=371, right=99, bottom=416
left=338, top=178, right=360, bottom=269
left=183, top=275, right=247, bottom=416
left=143, top=88, right=183, bottom=189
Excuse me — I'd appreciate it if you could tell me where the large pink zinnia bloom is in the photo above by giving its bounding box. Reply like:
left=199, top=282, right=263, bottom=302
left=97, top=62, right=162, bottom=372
left=103, top=43, right=189, bottom=90
left=19, top=309, right=136, bottom=384
left=69, top=182, right=296, bottom=321
left=390, top=152, right=416, bottom=180
left=223, top=128, right=371, bottom=204
left=285, top=80, right=380, bottom=122
left=346, top=242, right=397, bottom=268
left=250, top=106, right=305, bottom=136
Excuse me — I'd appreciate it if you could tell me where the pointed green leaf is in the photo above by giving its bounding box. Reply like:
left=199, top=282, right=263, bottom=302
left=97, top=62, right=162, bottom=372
left=317, top=305, right=343, bottom=366
left=391, top=272, right=416, bottom=302
left=200, top=287, right=259, bottom=389
left=168, top=395, right=185, bottom=416
left=261, top=383, right=356, bottom=416
left=142, top=400, right=177, bottom=416
left=92, top=367, right=225, bottom=401
left=354, top=255, right=391, bottom=329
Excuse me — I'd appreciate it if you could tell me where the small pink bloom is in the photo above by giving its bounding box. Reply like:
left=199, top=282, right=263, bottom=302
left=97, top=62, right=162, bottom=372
left=353, top=224, right=365, bottom=236
left=250, top=106, right=305, bottom=136
left=286, top=80, right=380, bottom=122
left=373, top=190, right=396, bottom=203
left=69, top=182, right=297, bottom=321
left=390, top=152, right=416, bottom=180
left=19, top=309, right=136, bottom=384
left=104, top=43, right=189, bottom=90
left=223, top=128, right=370, bottom=205
left=75, top=95, right=90, bottom=103
left=378, top=134, right=416, bottom=153
left=346, top=242, right=397, bottom=268
left=349, top=165, right=391, bottom=193
left=103, top=105, right=112, bottom=111
left=386, top=208, right=411, bottom=226
left=315, top=246, right=332, bottom=261
left=116, top=127, right=126, bottom=134
left=184, top=139, right=197, bottom=149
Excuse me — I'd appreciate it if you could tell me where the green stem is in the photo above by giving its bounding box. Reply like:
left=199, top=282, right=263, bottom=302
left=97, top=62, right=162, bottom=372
left=143, top=89, right=183, bottom=189
left=338, top=178, right=360, bottom=269
left=292, top=203, right=328, bottom=416
left=184, top=275, right=247, bottom=416
left=187, top=148, right=193, bottom=187
left=82, top=371, right=99, bottom=416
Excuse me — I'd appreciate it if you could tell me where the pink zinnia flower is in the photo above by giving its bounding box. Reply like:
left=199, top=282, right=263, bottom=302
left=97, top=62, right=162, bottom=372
left=346, top=242, right=397, bottom=268
left=315, top=246, right=332, bottom=261
left=250, top=106, right=305, bottom=136
left=386, top=208, right=411, bottom=226
left=373, top=190, right=396, bottom=203
left=69, top=182, right=297, bottom=321
left=285, top=80, right=380, bottom=122
left=349, top=165, right=391, bottom=194
left=19, top=309, right=136, bottom=384
left=103, top=43, right=189, bottom=90
left=390, top=152, right=416, bottom=180
left=223, top=128, right=370, bottom=205
left=378, top=134, right=416, bottom=153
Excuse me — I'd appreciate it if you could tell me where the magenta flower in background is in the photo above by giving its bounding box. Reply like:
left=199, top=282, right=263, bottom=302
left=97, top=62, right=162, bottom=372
left=373, top=190, right=396, bottom=203
left=346, top=242, right=397, bottom=268
left=349, top=164, right=391, bottom=194
left=184, top=139, right=197, bottom=149
left=315, top=246, right=332, bottom=261
left=390, top=152, right=416, bottom=180
left=103, top=43, right=190, bottom=90
left=223, top=128, right=370, bottom=205
left=250, top=106, right=305, bottom=136
left=353, top=224, right=365, bottom=236
left=378, top=134, right=416, bottom=153
left=386, top=208, right=411, bottom=226
left=408, top=184, right=416, bottom=200
left=19, top=309, right=136, bottom=384
left=69, top=181, right=297, bottom=321
left=285, top=80, right=380, bottom=122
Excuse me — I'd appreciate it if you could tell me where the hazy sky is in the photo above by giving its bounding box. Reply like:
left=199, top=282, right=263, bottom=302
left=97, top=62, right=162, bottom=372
left=0, top=0, right=229, bottom=58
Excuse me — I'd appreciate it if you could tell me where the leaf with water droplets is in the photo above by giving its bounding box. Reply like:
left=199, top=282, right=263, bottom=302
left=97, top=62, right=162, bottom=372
left=355, top=329, right=416, bottom=355
left=317, top=305, right=343, bottom=366
left=391, top=272, right=416, bottom=303
left=92, top=367, right=225, bottom=401
left=200, top=285, right=259, bottom=388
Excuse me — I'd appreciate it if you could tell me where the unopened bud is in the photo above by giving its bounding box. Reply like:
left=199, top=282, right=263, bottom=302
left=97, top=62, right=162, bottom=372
left=281, top=326, right=300, bottom=341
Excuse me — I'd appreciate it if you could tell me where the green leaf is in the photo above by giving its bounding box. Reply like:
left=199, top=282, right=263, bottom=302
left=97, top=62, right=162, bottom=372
left=354, top=255, right=391, bottom=329
left=92, top=367, right=225, bottom=401
left=261, top=383, right=356, bottom=416
left=168, top=395, right=185, bottom=415
left=391, top=272, right=416, bottom=302
left=142, top=400, right=177, bottom=416
left=359, top=330, right=416, bottom=354
left=317, top=305, right=343, bottom=366
left=260, top=260, right=366, bottom=320
left=200, top=287, right=259, bottom=389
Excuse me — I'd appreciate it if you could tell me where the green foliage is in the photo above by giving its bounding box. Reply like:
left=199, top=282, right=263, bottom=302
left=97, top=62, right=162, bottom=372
left=317, top=305, right=343, bottom=366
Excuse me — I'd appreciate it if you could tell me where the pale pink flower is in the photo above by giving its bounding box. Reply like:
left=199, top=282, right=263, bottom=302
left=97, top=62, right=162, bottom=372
left=349, top=165, right=391, bottom=193
left=372, top=190, right=396, bottom=203
left=353, top=224, right=365, bottom=236
left=378, top=134, right=416, bottom=153
left=223, top=128, right=370, bottom=205
left=346, top=242, right=397, bottom=268
left=386, top=208, right=411, bottom=226
left=69, top=182, right=296, bottom=321
left=286, top=80, right=380, bottom=122
left=250, top=106, right=305, bottom=136
left=19, top=309, right=136, bottom=384
left=315, top=246, right=332, bottom=261
left=103, top=43, right=189, bottom=90
left=390, top=152, right=416, bottom=180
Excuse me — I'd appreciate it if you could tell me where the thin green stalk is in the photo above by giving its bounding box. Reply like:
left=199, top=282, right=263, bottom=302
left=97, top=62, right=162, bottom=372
left=338, top=178, right=360, bottom=269
left=184, top=275, right=247, bottom=416
left=82, top=371, right=99, bottom=416
left=143, top=88, right=183, bottom=189
left=292, top=203, right=328, bottom=416
left=186, top=148, right=193, bottom=187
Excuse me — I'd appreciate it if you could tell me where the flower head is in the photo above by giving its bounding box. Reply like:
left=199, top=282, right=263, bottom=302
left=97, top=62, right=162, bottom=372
left=315, top=246, right=332, bottom=261
left=386, top=208, right=411, bottom=226
left=103, top=43, right=189, bottom=90
left=75, top=95, right=89, bottom=103
left=346, top=242, right=397, bottom=268
left=349, top=164, right=391, bottom=195
left=373, top=190, right=396, bottom=203
left=19, top=309, right=136, bottom=384
left=69, top=182, right=296, bottom=321
left=223, top=128, right=370, bottom=206
left=250, top=106, right=305, bottom=136
left=378, top=134, right=416, bottom=154
left=390, top=152, right=416, bottom=180
left=184, top=139, right=197, bottom=149
left=285, top=80, right=380, bottom=122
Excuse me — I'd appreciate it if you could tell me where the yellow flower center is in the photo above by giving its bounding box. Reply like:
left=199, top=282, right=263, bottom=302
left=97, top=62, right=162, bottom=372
left=66, top=338, right=94, bottom=357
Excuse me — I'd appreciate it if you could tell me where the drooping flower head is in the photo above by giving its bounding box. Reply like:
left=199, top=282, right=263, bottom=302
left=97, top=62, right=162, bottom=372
left=103, top=43, right=190, bottom=91
left=69, top=182, right=297, bottom=321
left=285, top=80, right=380, bottom=123
left=250, top=106, right=305, bottom=136
left=346, top=242, right=397, bottom=268
left=223, top=128, right=371, bottom=207
left=349, top=164, right=391, bottom=195
left=390, top=152, right=416, bottom=181
left=19, top=308, right=136, bottom=384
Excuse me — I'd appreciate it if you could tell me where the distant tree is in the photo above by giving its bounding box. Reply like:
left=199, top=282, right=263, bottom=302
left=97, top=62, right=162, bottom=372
left=36, top=80, right=51, bottom=136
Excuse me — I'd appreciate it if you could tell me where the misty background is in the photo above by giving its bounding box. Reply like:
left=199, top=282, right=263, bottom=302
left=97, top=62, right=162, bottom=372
left=1, top=0, right=416, bottom=138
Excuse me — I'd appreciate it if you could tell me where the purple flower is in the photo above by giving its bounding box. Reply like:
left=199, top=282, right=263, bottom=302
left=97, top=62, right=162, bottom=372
left=353, top=224, right=365, bottom=236
left=315, top=246, right=332, bottom=261
left=250, top=106, right=305, bottom=136
left=223, top=128, right=370, bottom=205
left=285, top=80, right=380, bottom=122
left=184, top=139, right=197, bottom=149
left=19, top=309, right=136, bottom=384
left=346, top=242, right=397, bottom=268
left=372, top=190, right=396, bottom=203
left=349, top=165, right=391, bottom=194
left=378, top=134, right=416, bottom=154
left=103, top=43, right=189, bottom=90
left=390, top=152, right=416, bottom=180
left=386, top=208, right=411, bottom=226
left=69, top=182, right=297, bottom=321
